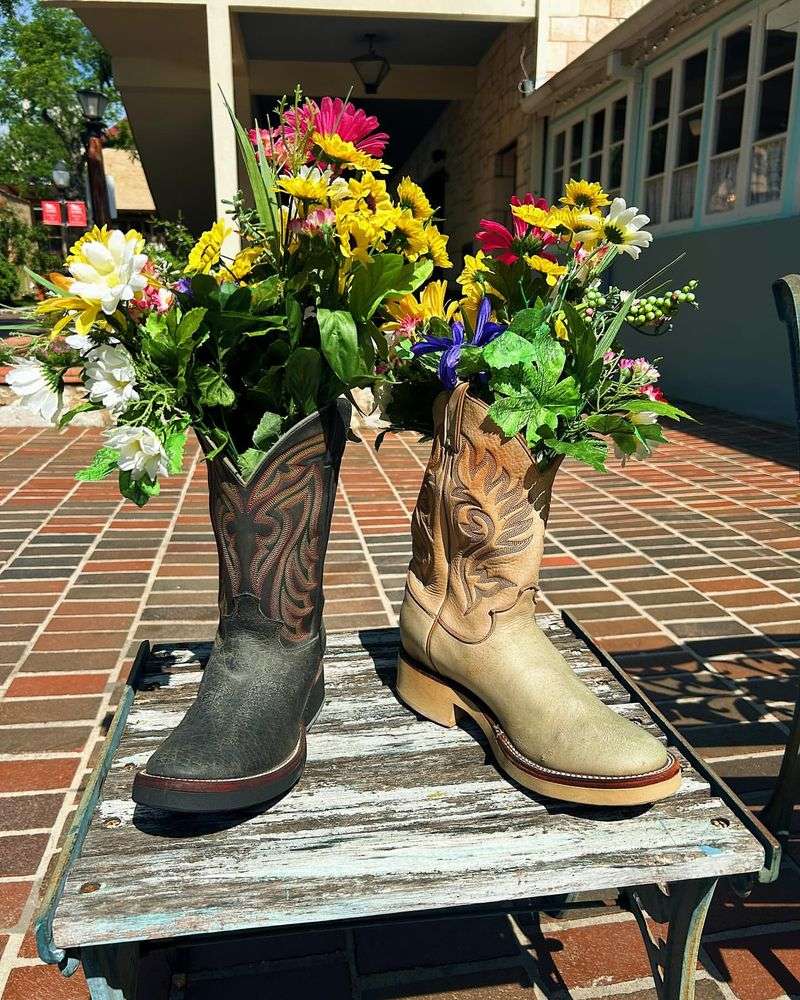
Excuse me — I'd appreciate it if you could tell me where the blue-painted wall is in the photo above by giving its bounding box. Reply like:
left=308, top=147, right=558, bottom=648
left=611, top=216, right=800, bottom=425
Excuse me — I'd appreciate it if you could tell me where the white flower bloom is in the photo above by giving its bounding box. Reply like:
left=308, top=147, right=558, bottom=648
left=105, top=425, right=168, bottom=482
left=6, top=358, right=64, bottom=424
left=68, top=229, right=149, bottom=316
left=84, top=345, right=139, bottom=413
left=614, top=434, right=661, bottom=465
left=576, top=198, right=653, bottom=259
left=630, top=409, right=658, bottom=425
left=65, top=333, right=96, bottom=354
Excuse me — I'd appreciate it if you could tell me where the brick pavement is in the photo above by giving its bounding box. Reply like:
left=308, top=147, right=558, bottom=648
left=0, top=407, right=798, bottom=999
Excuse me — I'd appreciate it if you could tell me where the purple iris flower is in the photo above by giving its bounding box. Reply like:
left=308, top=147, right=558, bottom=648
left=411, top=297, right=506, bottom=390
left=173, top=277, right=193, bottom=297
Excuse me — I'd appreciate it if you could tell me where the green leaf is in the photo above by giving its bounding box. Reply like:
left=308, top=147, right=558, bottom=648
left=238, top=447, right=268, bottom=482
left=622, top=398, right=692, bottom=420
left=143, top=307, right=204, bottom=380
left=317, top=308, right=371, bottom=384
left=487, top=394, right=537, bottom=437
left=251, top=275, right=283, bottom=314
left=285, top=295, right=303, bottom=347
left=508, top=306, right=548, bottom=340
left=349, top=255, right=431, bottom=321
left=75, top=446, right=119, bottom=482
left=193, top=365, right=236, bottom=407
left=543, top=375, right=581, bottom=414
left=482, top=331, right=538, bottom=370
left=119, top=470, right=160, bottom=507
left=252, top=410, right=283, bottom=449
left=584, top=413, right=631, bottom=435
left=594, top=292, right=634, bottom=359
left=164, top=430, right=187, bottom=475
left=175, top=306, right=207, bottom=342
left=561, top=302, right=596, bottom=387
left=526, top=335, right=566, bottom=396
left=286, top=347, right=322, bottom=415
left=57, top=400, right=102, bottom=428
left=223, top=94, right=279, bottom=236
left=548, top=437, right=608, bottom=472
left=190, top=274, right=219, bottom=306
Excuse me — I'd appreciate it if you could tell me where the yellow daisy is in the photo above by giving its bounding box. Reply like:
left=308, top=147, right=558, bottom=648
left=423, top=225, right=452, bottom=269
left=561, top=179, right=610, bottom=213
left=36, top=294, right=100, bottom=338
left=185, top=219, right=232, bottom=275
left=524, top=254, right=567, bottom=286
left=336, top=213, right=386, bottom=264
left=457, top=249, right=499, bottom=304
left=346, top=173, right=393, bottom=215
left=510, top=203, right=554, bottom=230
left=397, top=177, right=434, bottom=220
left=277, top=172, right=332, bottom=203
left=387, top=209, right=428, bottom=260
left=229, top=245, right=264, bottom=280
left=313, top=132, right=389, bottom=174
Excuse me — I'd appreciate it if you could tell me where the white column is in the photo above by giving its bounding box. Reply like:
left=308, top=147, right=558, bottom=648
left=206, top=1, right=241, bottom=253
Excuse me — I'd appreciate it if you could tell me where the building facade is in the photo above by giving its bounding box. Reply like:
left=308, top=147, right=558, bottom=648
left=55, top=0, right=799, bottom=424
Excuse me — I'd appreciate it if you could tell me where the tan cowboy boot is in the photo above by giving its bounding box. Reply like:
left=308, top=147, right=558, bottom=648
left=397, top=383, right=681, bottom=806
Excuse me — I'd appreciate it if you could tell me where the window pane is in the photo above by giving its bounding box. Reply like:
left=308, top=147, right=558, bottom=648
left=644, top=176, right=664, bottom=223
left=552, top=168, right=564, bottom=200
left=588, top=152, right=603, bottom=182
left=569, top=158, right=582, bottom=179
left=757, top=69, right=793, bottom=138
left=554, top=131, right=565, bottom=167
left=715, top=91, right=745, bottom=153
left=677, top=114, right=703, bottom=165
left=571, top=121, right=584, bottom=160
left=647, top=124, right=668, bottom=175
left=652, top=71, right=672, bottom=122
left=721, top=27, right=751, bottom=91
left=750, top=135, right=785, bottom=203
left=763, top=0, right=799, bottom=72
left=682, top=50, right=708, bottom=108
left=707, top=152, right=739, bottom=212
left=591, top=109, right=605, bottom=152
left=670, top=164, right=697, bottom=219
left=609, top=144, right=623, bottom=188
left=612, top=97, right=627, bottom=142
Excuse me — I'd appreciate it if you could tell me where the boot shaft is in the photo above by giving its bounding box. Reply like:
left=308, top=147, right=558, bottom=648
left=407, top=383, right=560, bottom=643
left=205, top=399, right=350, bottom=644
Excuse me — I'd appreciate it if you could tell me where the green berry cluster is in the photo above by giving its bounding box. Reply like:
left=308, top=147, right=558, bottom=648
left=628, top=280, right=698, bottom=327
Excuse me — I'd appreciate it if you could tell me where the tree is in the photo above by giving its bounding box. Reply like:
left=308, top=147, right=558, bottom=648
left=0, top=2, right=125, bottom=197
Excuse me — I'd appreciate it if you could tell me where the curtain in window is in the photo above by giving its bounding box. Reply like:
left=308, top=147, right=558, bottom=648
left=707, top=152, right=739, bottom=213
left=750, top=136, right=785, bottom=204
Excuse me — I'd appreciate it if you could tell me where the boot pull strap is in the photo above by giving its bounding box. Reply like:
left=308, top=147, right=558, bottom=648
left=443, top=382, right=470, bottom=453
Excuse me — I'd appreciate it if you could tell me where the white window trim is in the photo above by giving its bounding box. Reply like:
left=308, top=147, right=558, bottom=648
left=701, top=0, right=800, bottom=226
left=546, top=84, right=632, bottom=204
left=638, top=36, right=711, bottom=236
left=637, top=0, right=800, bottom=233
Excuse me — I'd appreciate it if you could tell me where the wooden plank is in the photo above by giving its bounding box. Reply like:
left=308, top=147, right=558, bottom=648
left=52, top=619, right=764, bottom=951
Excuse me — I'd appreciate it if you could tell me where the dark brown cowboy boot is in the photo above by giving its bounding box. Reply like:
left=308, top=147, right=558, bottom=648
left=132, top=399, right=350, bottom=812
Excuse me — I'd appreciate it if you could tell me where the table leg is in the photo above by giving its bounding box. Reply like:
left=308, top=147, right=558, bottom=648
left=83, top=943, right=140, bottom=1000
left=625, top=877, right=718, bottom=1000
left=761, top=693, right=800, bottom=842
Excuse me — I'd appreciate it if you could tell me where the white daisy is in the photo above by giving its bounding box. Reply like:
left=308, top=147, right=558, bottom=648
left=576, top=198, right=653, bottom=259
left=84, top=345, right=139, bottom=413
left=68, top=229, right=149, bottom=315
left=6, top=358, right=64, bottom=424
left=105, top=425, right=168, bottom=482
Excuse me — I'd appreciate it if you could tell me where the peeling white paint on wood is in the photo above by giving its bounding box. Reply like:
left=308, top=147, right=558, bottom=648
left=52, top=621, right=764, bottom=952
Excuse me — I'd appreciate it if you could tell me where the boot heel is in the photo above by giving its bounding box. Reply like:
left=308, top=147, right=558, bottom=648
left=396, top=652, right=458, bottom=728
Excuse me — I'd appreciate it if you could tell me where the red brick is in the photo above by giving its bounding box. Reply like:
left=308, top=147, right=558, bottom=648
left=0, top=758, right=79, bottom=792
left=3, top=964, right=88, bottom=1000
left=704, top=930, right=800, bottom=1000
left=0, top=834, right=49, bottom=877
left=0, top=882, right=31, bottom=928
left=7, top=674, right=108, bottom=697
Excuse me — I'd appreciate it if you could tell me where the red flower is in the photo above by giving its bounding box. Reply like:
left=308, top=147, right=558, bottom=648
left=476, top=193, right=556, bottom=265
left=640, top=384, right=666, bottom=402
left=284, top=97, right=388, bottom=158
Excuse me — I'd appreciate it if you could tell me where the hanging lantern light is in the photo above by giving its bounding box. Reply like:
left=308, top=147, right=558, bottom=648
left=351, top=34, right=391, bottom=95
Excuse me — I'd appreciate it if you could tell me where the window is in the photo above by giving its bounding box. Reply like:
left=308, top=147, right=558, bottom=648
left=548, top=90, right=629, bottom=202
left=642, top=0, right=799, bottom=227
left=643, top=46, right=709, bottom=225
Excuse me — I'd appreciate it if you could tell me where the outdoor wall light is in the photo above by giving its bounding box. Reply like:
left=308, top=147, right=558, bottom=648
left=51, top=160, right=70, bottom=190
left=351, top=34, right=391, bottom=95
left=77, top=89, right=110, bottom=122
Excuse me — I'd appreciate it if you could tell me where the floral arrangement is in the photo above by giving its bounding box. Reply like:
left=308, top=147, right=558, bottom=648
left=379, top=179, right=698, bottom=470
left=4, top=93, right=449, bottom=504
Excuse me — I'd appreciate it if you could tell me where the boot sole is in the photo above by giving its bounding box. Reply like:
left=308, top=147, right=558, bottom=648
left=132, top=669, right=325, bottom=814
left=396, top=650, right=682, bottom=807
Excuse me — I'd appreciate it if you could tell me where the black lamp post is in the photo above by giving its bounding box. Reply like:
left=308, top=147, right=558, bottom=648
left=351, top=34, right=391, bottom=95
left=77, top=89, right=111, bottom=227
left=51, top=160, right=71, bottom=257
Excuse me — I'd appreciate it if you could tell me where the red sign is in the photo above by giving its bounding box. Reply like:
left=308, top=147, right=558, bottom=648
left=66, top=200, right=87, bottom=228
left=40, top=200, right=62, bottom=226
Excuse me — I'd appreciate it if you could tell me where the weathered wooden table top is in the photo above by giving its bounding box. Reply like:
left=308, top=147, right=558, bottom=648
left=52, top=618, right=764, bottom=951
